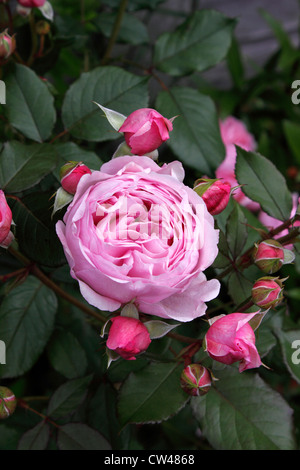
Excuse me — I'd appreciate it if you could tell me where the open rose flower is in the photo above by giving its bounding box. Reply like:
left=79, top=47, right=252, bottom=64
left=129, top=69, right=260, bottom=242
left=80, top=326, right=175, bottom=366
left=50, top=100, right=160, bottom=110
left=56, top=156, right=220, bottom=322
left=118, top=108, right=173, bottom=156
left=204, top=312, right=262, bottom=372
left=216, top=116, right=260, bottom=211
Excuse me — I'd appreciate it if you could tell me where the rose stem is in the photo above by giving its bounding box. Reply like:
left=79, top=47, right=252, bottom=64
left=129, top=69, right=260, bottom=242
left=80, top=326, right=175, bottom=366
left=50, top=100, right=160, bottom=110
left=101, top=0, right=128, bottom=65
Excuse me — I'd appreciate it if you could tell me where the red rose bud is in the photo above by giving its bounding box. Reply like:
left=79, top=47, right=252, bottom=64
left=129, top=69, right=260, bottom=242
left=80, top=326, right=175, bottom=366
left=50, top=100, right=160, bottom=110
left=253, top=239, right=285, bottom=274
left=251, top=276, right=284, bottom=309
left=0, top=190, right=14, bottom=248
left=118, top=108, right=173, bottom=155
left=60, top=161, right=92, bottom=195
left=194, top=178, right=231, bottom=215
left=106, top=316, right=151, bottom=361
left=0, top=386, right=17, bottom=420
left=0, top=30, right=16, bottom=60
left=180, top=364, right=211, bottom=396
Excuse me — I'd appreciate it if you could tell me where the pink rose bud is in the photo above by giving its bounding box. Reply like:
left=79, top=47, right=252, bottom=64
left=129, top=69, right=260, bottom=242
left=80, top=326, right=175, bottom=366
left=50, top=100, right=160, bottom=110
left=194, top=178, right=231, bottom=215
left=118, top=108, right=173, bottom=155
left=253, top=239, right=285, bottom=274
left=0, top=386, right=17, bottom=420
left=0, top=30, right=16, bottom=60
left=204, top=312, right=262, bottom=372
left=60, top=161, right=92, bottom=195
left=17, top=0, right=46, bottom=7
left=106, top=315, right=151, bottom=361
left=0, top=190, right=14, bottom=248
left=251, top=276, right=284, bottom=309
left=180, top=364, right=212, bottom=396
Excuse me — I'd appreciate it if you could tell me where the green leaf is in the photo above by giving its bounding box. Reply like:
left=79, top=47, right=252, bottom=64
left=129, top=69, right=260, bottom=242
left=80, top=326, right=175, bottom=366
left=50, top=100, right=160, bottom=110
left=144, top=320, right=179, bottom=339
left=156, top=87, right=225, bottom=174
left=283, top=120, right=300, bottom=165
left=276, top=329, right=300, bottom=384
left=191, top=367, right=296, bottom=450
left=57, top=423, right=111, bottom=450
left=47, top=330, right=88, bottom=379
left=117, top=362, right=188, bottom=426
left=259, top=9, right=300, bottom=69
left=154, top=10, right=236, bottom=76
left=62, top=66, right=149, bottom=141
left=5, top=64, right=56, bottom=142
left=7, top=192, right=66, bottom=268
left=212, top=227, right=231, bottom=269
left=96, top=12, right=149, bottom=45
left=235, top=147, right=293, bottom=221
left=18, top=421, right=50, bottom=450
left=0, top=276, right=57, bottom=378
left=226, top=35, right=244, bottom=89
left=228, top=271, right=252, bottom=305
left=0, top=141, right=58, bottom=193
left=47, top=375, right=92, bottom=420
left=87, top=382, right=129, bottom=449
left=226, top=202, right=248, bottom=261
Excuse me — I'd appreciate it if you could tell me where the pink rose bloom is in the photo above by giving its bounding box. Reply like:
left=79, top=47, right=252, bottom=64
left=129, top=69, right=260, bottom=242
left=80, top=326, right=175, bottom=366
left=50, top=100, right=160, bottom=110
left=17, top=0, right=46, bottom=7
left=205, top=312, right=262, bottom=372
left=216, top=116, right=260, bottom=211
left=258, top=193, right=300, bottom=250
left=0, top=190, right=14, bottom=248
left=118, top=108, right=173, bottom=156
left=56, top=156, right=220, bottom=322
left=106, top=315, right=151, bottom=360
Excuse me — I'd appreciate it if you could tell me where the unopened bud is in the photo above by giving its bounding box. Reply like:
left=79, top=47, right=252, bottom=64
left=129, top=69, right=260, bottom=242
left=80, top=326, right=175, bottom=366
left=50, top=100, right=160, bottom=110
left=35, top=20, right=51, bottom=35
left=0, top=386, right=17, bottom=419
left=60, top=161, right=92, bottom=195
left=0, top=30, right=16, bottom=60
left=180, top=364, right=211, bottom=397
left=251, top=276, right=284, bottom=309
left=253, top=239, right=285, bottom=274
left=194, top=178, right=231, bottom=215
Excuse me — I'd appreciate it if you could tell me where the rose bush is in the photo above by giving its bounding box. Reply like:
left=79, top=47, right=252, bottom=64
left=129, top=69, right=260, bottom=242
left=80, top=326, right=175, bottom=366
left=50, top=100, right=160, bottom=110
left=1, top=0, right=300, bottom=451
left=56, top=156, right=220, bottom=322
